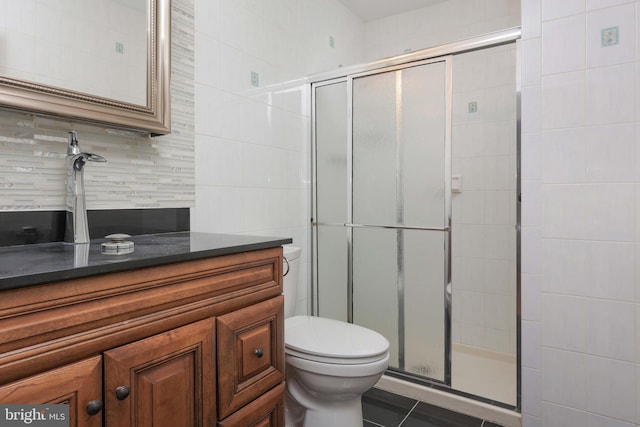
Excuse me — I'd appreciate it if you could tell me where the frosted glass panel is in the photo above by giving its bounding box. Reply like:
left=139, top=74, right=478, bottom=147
left=315, top=82, right=348, bottom=223
left=352, top=228, right=446, bottom=380
left=353, top=63, right=447, bottom=227
left=403, top=230, right=446, bottom=381
left=352, top=71, right=398, bottom=226
left=352, top=228, right=399, bottom=368
left=402, top=63, right=447, bottom=227
left=316, top=226, right=348, bottom=322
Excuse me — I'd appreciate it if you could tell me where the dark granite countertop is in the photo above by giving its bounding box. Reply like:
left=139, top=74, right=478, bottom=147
left=0, top=232, right=292, bottom=291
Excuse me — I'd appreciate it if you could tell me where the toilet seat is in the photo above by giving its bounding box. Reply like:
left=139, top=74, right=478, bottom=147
left=286, top=350, right=390, bottom=378
left=285, top=316, right=389, bottom=365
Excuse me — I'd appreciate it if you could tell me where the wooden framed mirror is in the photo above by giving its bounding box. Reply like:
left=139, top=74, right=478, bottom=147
left=0, top=0, right=171, bottom=135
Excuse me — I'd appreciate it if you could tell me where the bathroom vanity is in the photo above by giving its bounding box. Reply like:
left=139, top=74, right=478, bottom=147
left=0, top=232, right=291, bottom=427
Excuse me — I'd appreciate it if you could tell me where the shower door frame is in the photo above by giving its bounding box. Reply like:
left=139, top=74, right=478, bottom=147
left=310, top=27, right=522, bottom=410
left=312, top=56, right=454, bottom=385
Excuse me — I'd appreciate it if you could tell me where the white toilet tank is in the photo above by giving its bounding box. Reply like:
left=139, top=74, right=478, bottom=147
left=282, top=245, right=301, bottom=318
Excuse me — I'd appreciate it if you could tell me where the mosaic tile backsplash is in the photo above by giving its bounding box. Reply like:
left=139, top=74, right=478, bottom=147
left=0, top=0, right=195, bottom=212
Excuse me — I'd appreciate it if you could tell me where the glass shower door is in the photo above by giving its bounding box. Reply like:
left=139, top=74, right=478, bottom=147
left=351, top=60, right=450, bottom=382
left=313, top=38, right=520, bottom=406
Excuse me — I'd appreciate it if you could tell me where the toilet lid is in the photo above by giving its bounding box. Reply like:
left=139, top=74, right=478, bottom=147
left=285, top=316, right=389, bottom=361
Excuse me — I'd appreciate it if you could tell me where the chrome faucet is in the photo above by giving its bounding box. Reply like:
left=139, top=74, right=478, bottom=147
left=65, top=131, right=106, bottom=244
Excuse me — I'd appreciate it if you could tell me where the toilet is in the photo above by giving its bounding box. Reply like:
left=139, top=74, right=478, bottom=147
left=282, top=246, right=390, bottom=427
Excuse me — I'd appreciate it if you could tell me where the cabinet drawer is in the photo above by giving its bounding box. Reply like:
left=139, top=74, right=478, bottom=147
left=217, top=383, right=284, bottom=427
left=217, top=296, right=284, bottom=419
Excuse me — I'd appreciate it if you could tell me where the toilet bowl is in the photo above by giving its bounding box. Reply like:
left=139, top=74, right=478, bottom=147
left=282, top=246, right=389, bottom=427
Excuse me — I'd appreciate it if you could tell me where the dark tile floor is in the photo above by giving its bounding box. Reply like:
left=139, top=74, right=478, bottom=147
left=362, top=388, right=506, bottom=427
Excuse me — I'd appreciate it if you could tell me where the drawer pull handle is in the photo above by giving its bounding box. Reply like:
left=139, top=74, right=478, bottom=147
left=86, top=400, right=103, bottom=416
left=115, top=385, right=131, bottom=400
left=254, top=348, right=265, bottom=358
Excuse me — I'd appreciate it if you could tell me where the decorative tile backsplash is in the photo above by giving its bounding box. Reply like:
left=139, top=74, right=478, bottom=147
left=0, top=0, right=195, bottom=212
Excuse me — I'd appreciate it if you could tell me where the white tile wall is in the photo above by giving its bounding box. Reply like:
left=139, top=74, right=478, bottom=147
left=589, top=413, right=635, bottom=427
left=586, top=183, right=635, bottom=241
left=362, top=0, right=520, bottom=62
left=586, top=241, right=635, bottom=300
left=541, top=72, right=586, bottom=129
left=587, top=356, right=636, bottom=422
left=521, top=1, right=640, bottom=425
left=587, top=4, right=635, bottom=68
left=587, top=299, right=635, bottom=361
left=192, top=0, right=365, bottom=315
left=542, top=15, right=585, bottom=74
left=542, top=402, right=587, bottom=426
left=586, top=124, right=635, bottom=182
left=541, top=184, right=586, bottom=239
left=542, top=0, right=585, bottom=20
left=587, top=63, right=636, bottom=125
left=541, top=128, right=586, bottom=184
left=542, top=294, right=587, bottom=352
left=542, top=347, right=587, bottom=409
left=542, top=239, right=586, bottom=295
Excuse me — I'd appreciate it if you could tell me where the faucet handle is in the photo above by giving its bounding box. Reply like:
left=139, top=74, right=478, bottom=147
left=68, top=131, right=80, bottom=155
left=68, top=130, right=78, bottom=145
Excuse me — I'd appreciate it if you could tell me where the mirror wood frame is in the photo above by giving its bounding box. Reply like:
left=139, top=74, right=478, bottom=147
left=0, top=0, right=171, bottom=136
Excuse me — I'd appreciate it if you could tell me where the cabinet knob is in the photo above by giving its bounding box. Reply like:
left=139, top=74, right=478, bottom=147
left=86, top=400, right=103, bottom=416
left=254, top=348, right=264, bottom=358
left=115, top=385, right=131, bottom=400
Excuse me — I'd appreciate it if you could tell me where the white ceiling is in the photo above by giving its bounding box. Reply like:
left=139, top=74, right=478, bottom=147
left=338, top=0, right=447, bottom=22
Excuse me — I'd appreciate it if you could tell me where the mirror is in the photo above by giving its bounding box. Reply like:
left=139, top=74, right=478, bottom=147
left=0, top=0, right=171, bottom=135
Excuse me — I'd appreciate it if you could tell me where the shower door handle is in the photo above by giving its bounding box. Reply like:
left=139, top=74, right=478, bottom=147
left=343, top=223, right=449, bottom=232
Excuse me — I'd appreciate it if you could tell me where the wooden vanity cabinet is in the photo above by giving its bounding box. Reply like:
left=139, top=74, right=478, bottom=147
left=0, top=247, right=286, bottom=427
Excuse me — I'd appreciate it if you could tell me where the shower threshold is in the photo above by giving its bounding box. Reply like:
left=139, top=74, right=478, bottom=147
left=375, top=373, right=521, bottom=427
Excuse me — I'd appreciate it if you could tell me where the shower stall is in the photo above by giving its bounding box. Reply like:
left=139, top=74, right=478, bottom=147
left=311, top=30, right=520, bottom=409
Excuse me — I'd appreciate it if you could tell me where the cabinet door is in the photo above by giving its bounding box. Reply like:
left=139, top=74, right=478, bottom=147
left=217, top=296, right=284, bottom=419
left=104, top=318, right=216, bottom=427
left=0, top=356, right=102, bottom=427
left=217, top=383, right=284, bottom=427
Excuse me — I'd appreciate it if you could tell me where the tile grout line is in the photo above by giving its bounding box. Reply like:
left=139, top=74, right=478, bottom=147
left=397, top=400, right=420, bottom=427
